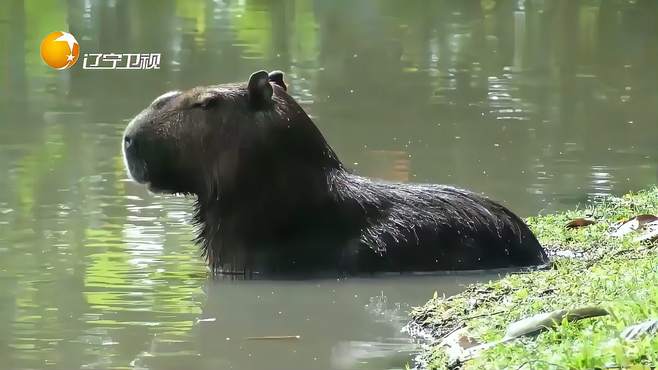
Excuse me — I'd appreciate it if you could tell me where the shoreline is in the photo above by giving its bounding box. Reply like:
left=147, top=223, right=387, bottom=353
left=407, top=188, right=658, bottom=369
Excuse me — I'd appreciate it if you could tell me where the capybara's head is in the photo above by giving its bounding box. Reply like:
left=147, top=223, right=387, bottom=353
left=122, top=70, right=341, bottom=198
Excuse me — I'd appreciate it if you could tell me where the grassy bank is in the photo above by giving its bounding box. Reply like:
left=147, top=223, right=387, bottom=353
left=409, top=188, right=658, bottom=369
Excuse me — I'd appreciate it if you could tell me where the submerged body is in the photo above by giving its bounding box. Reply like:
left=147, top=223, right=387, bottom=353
left=122, top=70, right=548, bottom=274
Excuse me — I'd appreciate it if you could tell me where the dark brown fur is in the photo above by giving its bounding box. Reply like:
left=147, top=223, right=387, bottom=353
left=123, top=70, right=548, bottom=275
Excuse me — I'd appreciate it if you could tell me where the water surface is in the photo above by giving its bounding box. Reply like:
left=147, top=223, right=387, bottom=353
left=1, top=0, right=657, bottom=369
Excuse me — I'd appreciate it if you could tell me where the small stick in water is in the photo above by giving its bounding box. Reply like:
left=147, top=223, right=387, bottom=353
left=246, top=335, right=301, bottom=340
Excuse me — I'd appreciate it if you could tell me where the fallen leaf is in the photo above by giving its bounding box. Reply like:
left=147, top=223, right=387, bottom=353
left=504, top=306, right=608, bottom=340
left=621, top=319, right=658, bottom=340
left=440, top=328, right=485, bottom=366
left=633, top=220, right=658, bottom=243
left=611, top=214, right=658, bottom=237
left=565, top=218, right=597, bottom=229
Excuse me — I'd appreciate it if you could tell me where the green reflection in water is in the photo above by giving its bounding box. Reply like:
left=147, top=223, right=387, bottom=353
left=14, top=124, right=66, bottom=214
left=232, top=2, right=274, bottom=58
left=1, top=0, right=658, bottom=369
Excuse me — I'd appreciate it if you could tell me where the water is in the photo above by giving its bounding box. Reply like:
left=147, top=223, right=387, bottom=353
left=1, top=0, right=657, bottom=369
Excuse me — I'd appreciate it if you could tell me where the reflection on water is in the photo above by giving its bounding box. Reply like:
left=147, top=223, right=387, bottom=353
left=0, top=0, right=657, bottom=369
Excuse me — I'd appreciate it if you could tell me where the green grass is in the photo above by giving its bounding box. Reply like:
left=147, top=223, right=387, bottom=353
left=409, top=188, right=658, bottom=369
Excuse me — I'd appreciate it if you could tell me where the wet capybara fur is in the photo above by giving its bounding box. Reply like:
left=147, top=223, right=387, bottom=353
left=123, top=70, right=548, bottom=275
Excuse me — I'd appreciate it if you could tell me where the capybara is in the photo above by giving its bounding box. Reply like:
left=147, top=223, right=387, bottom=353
left=122, top=70, right=548, bottom=275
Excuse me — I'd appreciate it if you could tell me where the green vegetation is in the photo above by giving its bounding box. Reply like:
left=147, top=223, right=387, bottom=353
left=410, top=188, right=658, bottom=369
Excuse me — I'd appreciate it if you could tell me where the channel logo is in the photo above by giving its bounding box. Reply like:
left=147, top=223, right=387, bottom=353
left=40, top=31, right=161, bottom=71
left=40, top=31, right=80, bottom=70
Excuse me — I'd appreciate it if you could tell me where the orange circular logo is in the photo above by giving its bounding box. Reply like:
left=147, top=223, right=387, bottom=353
left=40, top=31, right=80, bottom=70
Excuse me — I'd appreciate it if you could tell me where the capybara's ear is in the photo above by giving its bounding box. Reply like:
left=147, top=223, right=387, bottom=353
left=248, top=70, right=273, bottom=108
left=268, top=70, right=287, bottom=91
